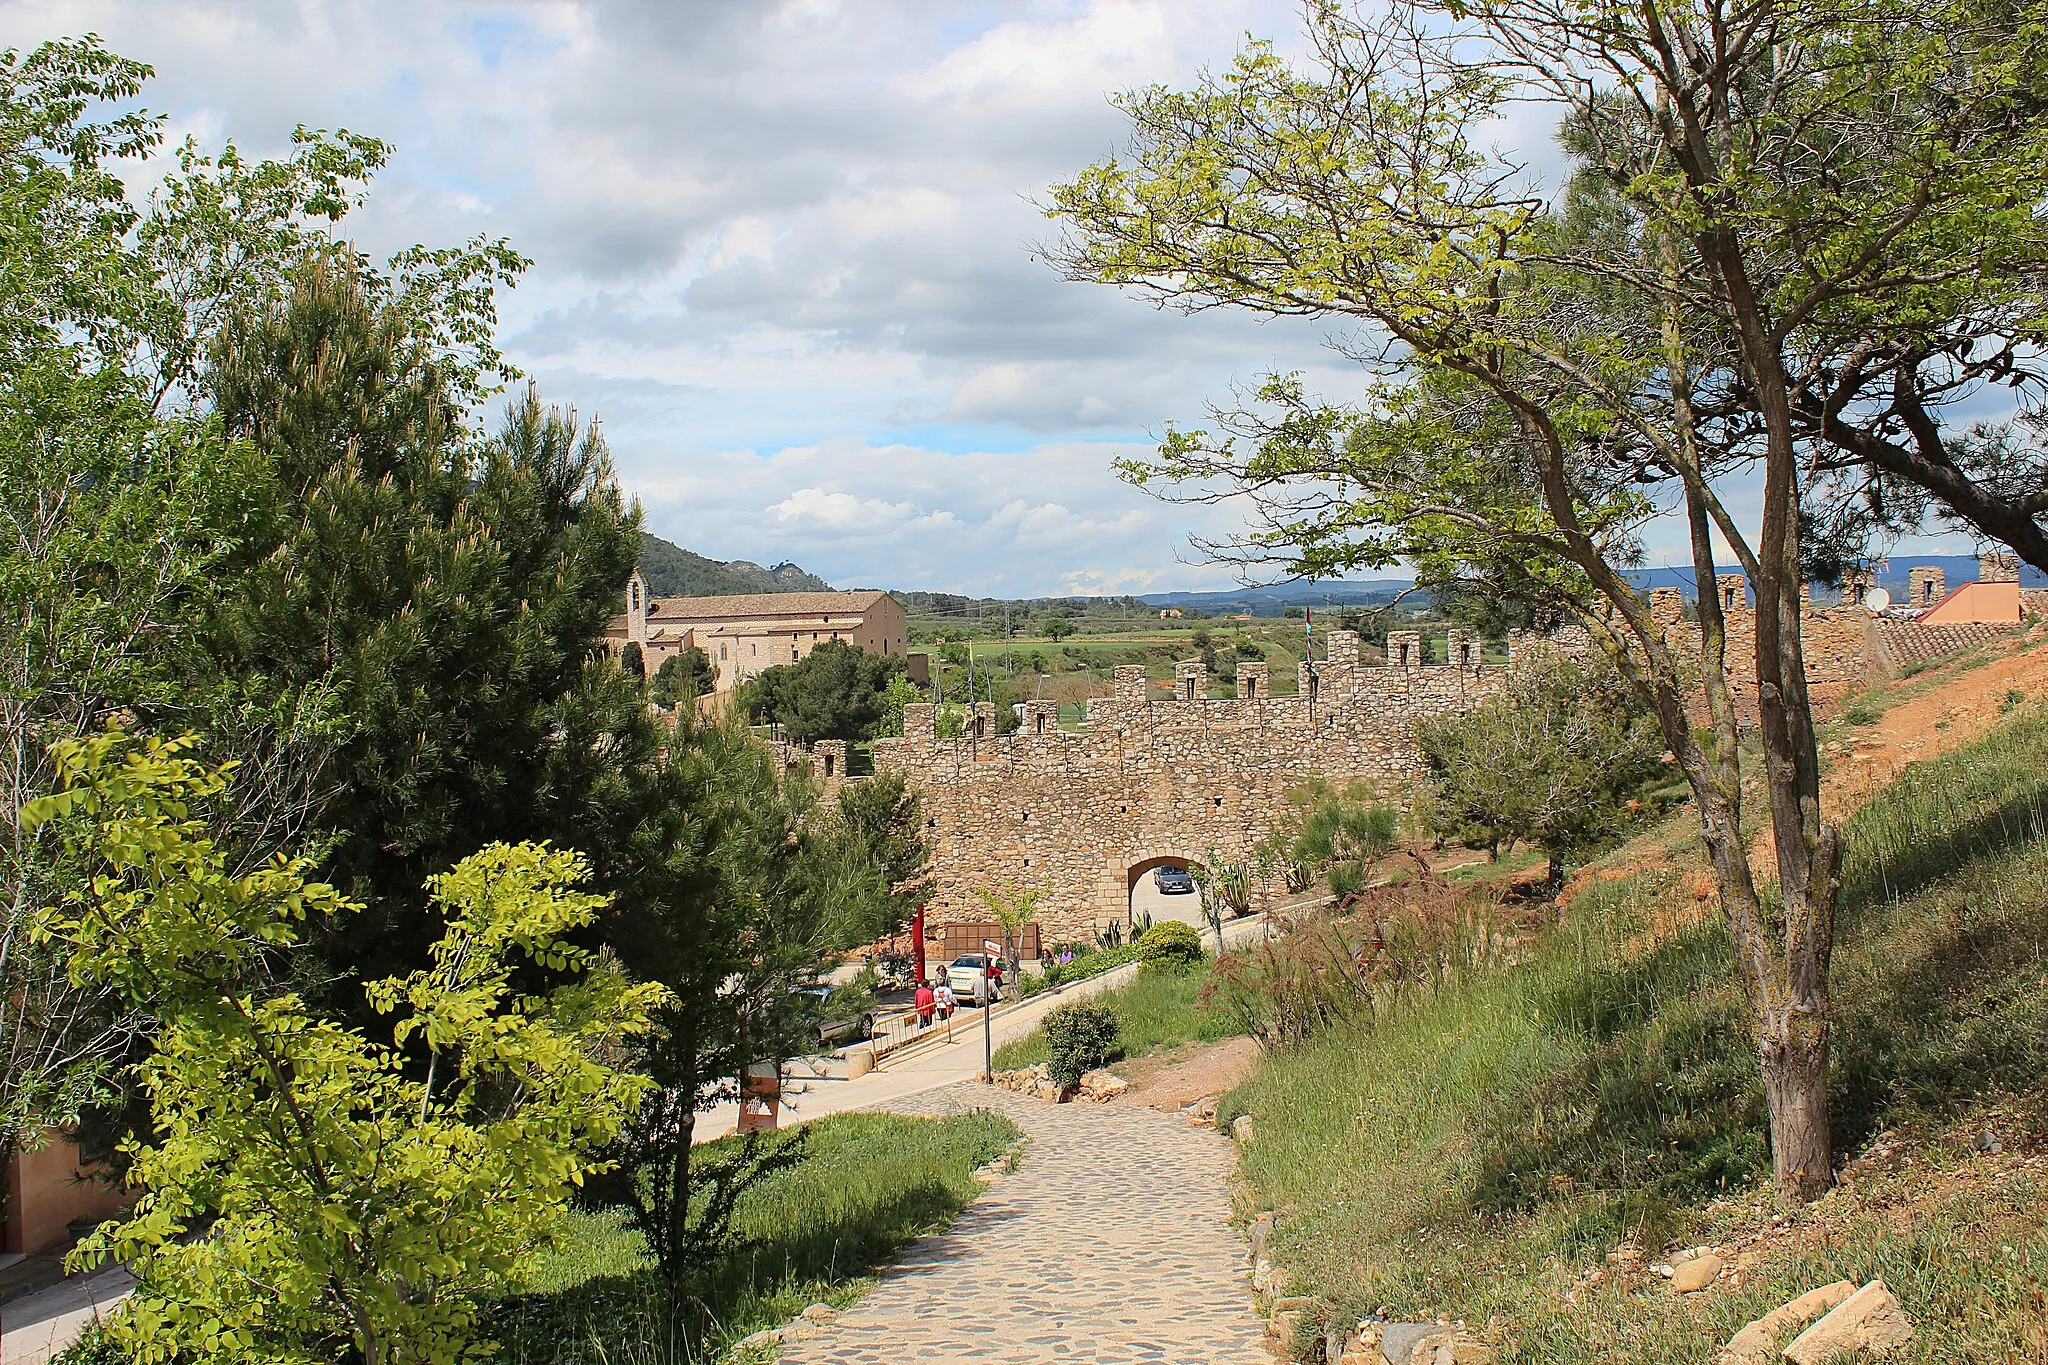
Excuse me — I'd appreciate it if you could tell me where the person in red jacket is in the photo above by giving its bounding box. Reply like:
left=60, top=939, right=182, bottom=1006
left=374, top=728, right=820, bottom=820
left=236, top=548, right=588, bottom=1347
left=914, top=980, right=936, bottom=1029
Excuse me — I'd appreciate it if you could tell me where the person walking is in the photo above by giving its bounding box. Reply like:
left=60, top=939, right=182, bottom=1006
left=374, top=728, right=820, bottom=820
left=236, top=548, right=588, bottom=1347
left=934, top=980, right=957, bottom=1022
left=914, top=979, right=936, bottom=1029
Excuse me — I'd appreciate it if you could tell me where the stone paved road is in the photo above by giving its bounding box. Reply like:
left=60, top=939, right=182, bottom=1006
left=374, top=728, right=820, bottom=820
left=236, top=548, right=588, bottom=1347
left=779, top=1083, right=1270, bottom=1365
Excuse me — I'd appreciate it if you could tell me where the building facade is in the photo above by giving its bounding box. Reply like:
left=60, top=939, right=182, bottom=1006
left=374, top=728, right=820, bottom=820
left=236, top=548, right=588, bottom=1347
left=605, top=571, right=910, bottom=692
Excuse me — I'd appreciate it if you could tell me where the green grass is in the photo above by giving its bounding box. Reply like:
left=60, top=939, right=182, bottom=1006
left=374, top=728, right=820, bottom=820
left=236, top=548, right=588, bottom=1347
left=1227, top=701, right=2048, bottom=1363
left=992, top=962, right=1239, bottom=1070
left=491, top=1109, right=1017, bottom=1364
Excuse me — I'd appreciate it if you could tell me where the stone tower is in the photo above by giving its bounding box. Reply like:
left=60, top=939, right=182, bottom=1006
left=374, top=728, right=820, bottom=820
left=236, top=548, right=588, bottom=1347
left=1907, top=565, right=1947, bottom=608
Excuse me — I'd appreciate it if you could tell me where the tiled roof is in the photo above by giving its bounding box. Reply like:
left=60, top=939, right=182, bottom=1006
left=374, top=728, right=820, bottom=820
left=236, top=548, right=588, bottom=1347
left=643, top=589, right=893, bottom=620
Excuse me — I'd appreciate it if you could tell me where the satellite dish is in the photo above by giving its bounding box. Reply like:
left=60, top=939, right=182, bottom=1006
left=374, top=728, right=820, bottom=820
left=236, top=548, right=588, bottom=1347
left=1864, top=587, right=1892, bottom=613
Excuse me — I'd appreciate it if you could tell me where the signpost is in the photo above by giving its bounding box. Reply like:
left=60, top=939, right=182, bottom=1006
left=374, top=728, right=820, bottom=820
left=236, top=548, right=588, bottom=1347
left=981, top=938, right=1001, bottom=1082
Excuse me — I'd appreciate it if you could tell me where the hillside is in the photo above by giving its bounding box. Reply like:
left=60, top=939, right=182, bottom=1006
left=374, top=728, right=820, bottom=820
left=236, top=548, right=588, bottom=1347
left=1222, top=633, right=2048, bottom=1361
left=636, top=532, right=831, bottom=598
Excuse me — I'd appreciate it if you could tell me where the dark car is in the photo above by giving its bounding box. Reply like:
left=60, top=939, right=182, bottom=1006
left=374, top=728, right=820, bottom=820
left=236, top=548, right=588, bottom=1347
left=1153, top=866, right=1196, bottom=895
left=793, top=984, right=879, bottom=1050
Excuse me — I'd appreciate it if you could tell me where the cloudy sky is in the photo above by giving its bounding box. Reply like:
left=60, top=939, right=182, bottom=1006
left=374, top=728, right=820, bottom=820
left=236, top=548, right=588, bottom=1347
left=0, top=0, right=1381, bottom=596
left=0, top=0, right=1981, bottom=597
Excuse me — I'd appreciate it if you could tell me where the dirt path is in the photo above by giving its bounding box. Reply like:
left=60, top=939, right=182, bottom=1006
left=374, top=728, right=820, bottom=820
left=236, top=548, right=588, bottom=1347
left=777, top=1083, right=1268, bottom=1365
left=1749, top=633, right=2048, bottom=870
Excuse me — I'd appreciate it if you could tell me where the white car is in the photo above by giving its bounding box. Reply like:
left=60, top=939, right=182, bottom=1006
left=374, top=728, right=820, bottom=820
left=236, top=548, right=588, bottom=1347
left=945, top=953, right=1003, bottom=1005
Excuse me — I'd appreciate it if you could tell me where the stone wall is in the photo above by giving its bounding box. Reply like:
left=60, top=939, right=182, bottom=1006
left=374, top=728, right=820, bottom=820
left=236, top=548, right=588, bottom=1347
left=873, top=632, right=1498, bottom=942
left=863, top=583, right=2026, bottom=945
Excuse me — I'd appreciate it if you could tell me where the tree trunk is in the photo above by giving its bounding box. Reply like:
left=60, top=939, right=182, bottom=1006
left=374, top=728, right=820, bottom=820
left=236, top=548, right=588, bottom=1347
left=1761, top=1008, right=1834, bottom=1202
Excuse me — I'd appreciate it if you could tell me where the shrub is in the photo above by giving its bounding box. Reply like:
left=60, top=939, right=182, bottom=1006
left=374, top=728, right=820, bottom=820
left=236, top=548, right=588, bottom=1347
left=1135, top=919, right=1204, bottom=970
left=1043, top=1001, right=1120, bottom=1089
left=1021, top=943, right=1140, bottom=996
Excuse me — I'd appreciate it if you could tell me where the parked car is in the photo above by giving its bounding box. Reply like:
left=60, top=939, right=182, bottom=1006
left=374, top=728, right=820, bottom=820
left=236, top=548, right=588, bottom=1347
left=945, top=953, right=1004, bottom=1005
left=793, top=984, right=879, bottom=1050
left=1153, top=865, right=1197, bottom=895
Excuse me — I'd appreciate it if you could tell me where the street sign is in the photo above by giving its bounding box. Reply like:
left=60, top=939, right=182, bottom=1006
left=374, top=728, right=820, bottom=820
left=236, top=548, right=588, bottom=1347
left=983, top=939, right=1002, bottom=954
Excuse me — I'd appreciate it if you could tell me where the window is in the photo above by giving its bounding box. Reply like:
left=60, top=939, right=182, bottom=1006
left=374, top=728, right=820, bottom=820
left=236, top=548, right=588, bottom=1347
left=791, top=648, right=799, bottom=662
left=720, top=644, right=728, bottom=660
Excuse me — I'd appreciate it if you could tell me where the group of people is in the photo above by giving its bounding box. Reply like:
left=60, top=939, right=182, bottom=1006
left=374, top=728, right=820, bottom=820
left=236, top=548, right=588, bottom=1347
left=912, top=955, right=1002, bottom=1029
left=912, top=978, right=957, bottom=1028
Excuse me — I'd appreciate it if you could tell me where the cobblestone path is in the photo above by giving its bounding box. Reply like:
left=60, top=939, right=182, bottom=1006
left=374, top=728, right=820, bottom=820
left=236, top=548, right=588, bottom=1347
left=779, top=1083, right=1269, bottom=1365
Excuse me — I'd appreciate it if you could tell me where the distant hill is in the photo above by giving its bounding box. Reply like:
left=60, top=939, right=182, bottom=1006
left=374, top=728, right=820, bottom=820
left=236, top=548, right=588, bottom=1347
left=1139, top=579, right=1414, bottom=613
left=637, top=533, right=832, bottom=598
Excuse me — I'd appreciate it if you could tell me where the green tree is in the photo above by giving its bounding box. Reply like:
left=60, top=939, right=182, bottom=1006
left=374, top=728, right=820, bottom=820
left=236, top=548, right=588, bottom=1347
left=1415, top=656, right=1665, bottom=892
left=593, top=712, right=905, bottom=1352
left=0, top=39, right=482, bottom=1239
left=874, top=673, right=924, bottom=738
left=972, top=882, right=1045, bottom=987
left=26, top=731, right=662, bottom=1365
left=1191, top=854, right=1256, bottom=954
left=739, top=638, right=905, bottom=745
left=835, top=773, right=935, bottom=941
left=203, top=257, right=642, bottom=992
left=1042, top=0, right=2045, bottom=1199
left=1040, top=615, right=1074, bottom=642
left=648, top=646, right=713, bottom=709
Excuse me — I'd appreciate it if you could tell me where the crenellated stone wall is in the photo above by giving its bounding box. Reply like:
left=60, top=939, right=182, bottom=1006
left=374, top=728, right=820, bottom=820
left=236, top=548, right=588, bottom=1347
left=855, top=582, right=2027, bottom=946
left=873, top=632, right=1498, bottom=942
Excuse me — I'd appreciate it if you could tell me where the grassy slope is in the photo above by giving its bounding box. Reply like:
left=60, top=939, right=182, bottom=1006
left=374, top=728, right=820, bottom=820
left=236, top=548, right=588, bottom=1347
left=492, top=1109, right=1017, bottom=1365
left=1227, top=699, right=2048, bottom=1362
left=992, top=963, right=1239, bottom=1071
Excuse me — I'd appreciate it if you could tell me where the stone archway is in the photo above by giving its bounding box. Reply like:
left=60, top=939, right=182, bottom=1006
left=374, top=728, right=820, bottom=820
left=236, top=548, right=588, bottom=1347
left=1124, top=852, right=1206, bottom=932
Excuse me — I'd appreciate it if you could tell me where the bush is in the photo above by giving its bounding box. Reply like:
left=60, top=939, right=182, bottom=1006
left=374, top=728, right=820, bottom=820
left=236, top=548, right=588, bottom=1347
left=1019, top=943, right=1140, bottom=996
left=1043, top=1001, right=1121, bottom=1089
left=1135, top=919, right=1204, bottom=970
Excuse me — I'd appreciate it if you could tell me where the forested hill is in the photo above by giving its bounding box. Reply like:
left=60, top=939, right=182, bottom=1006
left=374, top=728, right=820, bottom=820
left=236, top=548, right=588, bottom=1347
left=637, top=532, right=832, bottom=597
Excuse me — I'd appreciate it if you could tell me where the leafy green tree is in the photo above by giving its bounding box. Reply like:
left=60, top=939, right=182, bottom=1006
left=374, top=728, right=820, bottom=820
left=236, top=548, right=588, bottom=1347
left=874, top=673, right=924, bottom=738
left=1042, top=0, right=2047, bottom=1199
left=1415, top=656, right=1665, bottom=892
left=647, top=646, right=713, bottom=709
left=1191, top=854, right=1256, bottom=954
left=620, top=641, right=646, bottom=682
left=835, top=774, right=935, bottom=941
left=1040, top=615, right=1074, bottom=642
left=593, top=712, right=905, bottom=1351
left=739, top=638, right=905, bottom=745
left=972, top=882, right=1045, bottom=985
left=0, top=38, right=481, bottom=1235
left=26, top=732, right=663, bottom=1365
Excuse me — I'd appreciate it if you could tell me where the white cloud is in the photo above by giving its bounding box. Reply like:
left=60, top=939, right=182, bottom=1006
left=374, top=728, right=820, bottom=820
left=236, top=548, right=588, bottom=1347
left=770, top=487, right=919, bottom=533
